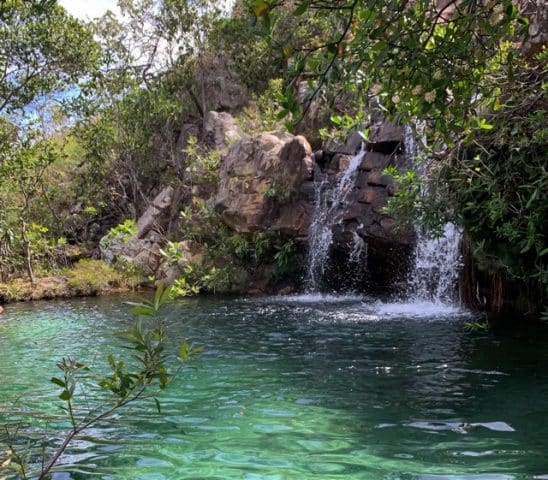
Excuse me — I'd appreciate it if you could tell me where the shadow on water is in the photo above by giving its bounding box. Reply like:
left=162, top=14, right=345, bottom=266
left=1, top=294, right=548, bottom=479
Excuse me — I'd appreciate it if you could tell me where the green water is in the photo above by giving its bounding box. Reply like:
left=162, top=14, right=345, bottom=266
left=1, top=295, right=547, bottom=479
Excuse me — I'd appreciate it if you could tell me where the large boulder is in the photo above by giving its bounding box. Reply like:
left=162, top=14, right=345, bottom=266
left=100, top=236, right=162, bottom=274
left=215, top=132, right=314, bottom=235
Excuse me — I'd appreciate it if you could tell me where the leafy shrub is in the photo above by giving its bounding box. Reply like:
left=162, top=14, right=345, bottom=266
left=184, top=136, right=222, bottom=186
left=64, top=259, right=124, bottom=295
left=237, top=78, right=288, bottom=134
left=100, top=219, right=137, bottom=249
left=170, top=262, right=240, bottom=298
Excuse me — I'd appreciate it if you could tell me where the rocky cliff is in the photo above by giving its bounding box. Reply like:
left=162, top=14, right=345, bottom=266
left=102, top=110, right=416, bottom=295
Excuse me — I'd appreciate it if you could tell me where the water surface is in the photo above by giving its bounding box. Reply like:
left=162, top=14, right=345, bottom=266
left=1, top=295, right=547, bottom=479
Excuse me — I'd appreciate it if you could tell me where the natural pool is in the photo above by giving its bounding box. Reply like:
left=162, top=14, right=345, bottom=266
left=1, top=294, right=547, bottom=479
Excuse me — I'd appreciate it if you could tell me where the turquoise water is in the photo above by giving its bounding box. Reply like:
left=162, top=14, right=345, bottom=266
left=1, top=295, right=547, bottom=479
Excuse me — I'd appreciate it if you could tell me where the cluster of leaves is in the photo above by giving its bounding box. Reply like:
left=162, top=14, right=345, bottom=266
left=171, top=262, right=241, bottom=297
left=441, top=52, right=547, bottom=286
left=100, top=219, right=138, bottom=250
left=161, top=225, right=300, bottom=297
left=0, top=1, right=100, bottom=114
left=0, top=2, right=101, bottom=281
left=238, top=78, right=289, bottom=133
left=253, top=1, right=525, bottom=136
left=184, top=135, right=223, bottom=186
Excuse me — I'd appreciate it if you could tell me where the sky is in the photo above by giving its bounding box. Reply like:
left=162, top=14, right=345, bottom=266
left=58, top=0, right=120, bottom=20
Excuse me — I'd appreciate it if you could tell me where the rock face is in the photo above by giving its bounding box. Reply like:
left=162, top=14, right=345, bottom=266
left=101, top=186, right=174, bottom=274
left=101, top=236, right=162, bottom=274
left=198, top=54, right=249, bottom=111
left=204, top=111, right=242, bottom=151
left=305, top=120, right=415, bottom=292
left=215, top=132, right=314, bottom=236
left=136, top=186, right=174, bottom=239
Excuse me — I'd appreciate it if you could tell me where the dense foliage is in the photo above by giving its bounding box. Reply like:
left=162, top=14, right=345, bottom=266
left=0, top=0, right=545, bottom=311
left=249, top=0, right=546, bottom=310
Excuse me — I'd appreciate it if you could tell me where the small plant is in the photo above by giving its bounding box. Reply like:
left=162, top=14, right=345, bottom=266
left=171, top=273, right=202, bottom=297
left=464, top=320, right=491, bottom=332
left=159, top=240, right=186, bottom=267
left=273, top=239, right=297, bottom=275
left=264, top=181, right=279, bottom=200
left=227, top=234, right=250, bottom=261
left=169, top=262, right=238, bottom=298
left=100, top=219, right=137, bottom=249
left=184, top=135, right=222, bottom=185
left=237, top=78, right=288, bottom=133
left=252, top=231, right=272, bottom=263
left=113, top=257, right=146, bottom=289
left=319, top=112, right=368, bottom=149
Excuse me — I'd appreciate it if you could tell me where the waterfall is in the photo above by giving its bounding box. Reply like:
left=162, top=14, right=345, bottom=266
left=408, top=223, right=462, bottom=303
left=404, top=125, right=463, bottom=304
left=305, top=147, right=365, bottom=291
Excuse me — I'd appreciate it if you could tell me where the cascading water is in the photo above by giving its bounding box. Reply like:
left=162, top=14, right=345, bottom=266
left=408, top=223, right=463, bottom=303
left=305, top=147, right=366, bottom=292
left=404, top=125, right=463, bottom=305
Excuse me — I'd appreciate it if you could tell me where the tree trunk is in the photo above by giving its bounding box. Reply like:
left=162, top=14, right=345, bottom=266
left=21, top=221, right=35, bottom=284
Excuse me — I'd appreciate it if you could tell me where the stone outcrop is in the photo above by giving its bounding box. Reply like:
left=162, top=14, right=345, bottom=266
left=303, top=120, right=415, bottom=292
left=101, top=186, right=174, bottom=274
left=215, top=132, right=314, bottom=236
left=203, top=111, right=242, bottom=151
left=136, top=186, right=174, bottom=239
left=198, top=54, right=249, bottom=111
left=101, top=236, right=162, bottom=274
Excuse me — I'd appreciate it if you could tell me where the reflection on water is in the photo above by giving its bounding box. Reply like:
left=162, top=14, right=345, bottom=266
left=1, top=295, right=547, bottom=479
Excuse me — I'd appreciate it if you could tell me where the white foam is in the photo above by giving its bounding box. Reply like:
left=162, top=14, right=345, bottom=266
left=266, top=293, right=364, bottom=304
left=372, top=300, right=464, bottom=318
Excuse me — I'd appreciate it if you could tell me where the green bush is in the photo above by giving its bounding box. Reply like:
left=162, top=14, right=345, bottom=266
left=64, top=259, right=124, bottom=295
left=100, top=219, right=138, bottom=249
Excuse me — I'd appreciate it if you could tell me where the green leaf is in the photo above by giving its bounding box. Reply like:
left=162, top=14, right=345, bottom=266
left=190, top=345, right=205, bottom=356
left=276, top=109, right=289, bottom=120
left=59, top=389, right=72, bottom=401
left=293, top=2, right=309, bottom=16
left=154, top=398, right=162, bottom=414
left=51, top=377, right=66, bottom=388
left=179, top=340, right=190, bottom=361
left=261, top=12, right=271, bottom=30
left=128, top=305, right=154, bottom=316
left=252, top=0, right=270, bottom=17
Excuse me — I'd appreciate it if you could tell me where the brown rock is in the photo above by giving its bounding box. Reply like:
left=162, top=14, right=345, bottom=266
left=274, top=201, right=312, bottom=237
left=368, top=121, right=404, bottom=145
left=366, top=170, right=394, bottom=187
left=380, top=217, right=397, bottom=232
left=360, top=152, right=391, bottom=171
left=215, top=133, right=314, bottom=233
left=358, top=187, right=387, bottom=210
